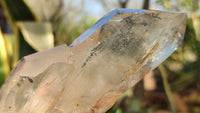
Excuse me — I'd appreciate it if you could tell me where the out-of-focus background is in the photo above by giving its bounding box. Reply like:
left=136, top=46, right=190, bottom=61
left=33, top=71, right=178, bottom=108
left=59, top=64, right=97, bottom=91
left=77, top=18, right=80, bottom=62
left=0, top=0, right=200, bottom=113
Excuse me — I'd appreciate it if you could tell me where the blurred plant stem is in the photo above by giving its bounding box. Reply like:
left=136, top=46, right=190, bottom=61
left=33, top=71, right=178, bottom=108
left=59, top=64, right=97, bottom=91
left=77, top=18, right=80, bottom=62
left=191, top=13, right=200, bottom=41
left=159, top=64, right=177, bottom=113
left=0, top=0, right=18, bottom=66
left=0, top=29, right=10, bottom=85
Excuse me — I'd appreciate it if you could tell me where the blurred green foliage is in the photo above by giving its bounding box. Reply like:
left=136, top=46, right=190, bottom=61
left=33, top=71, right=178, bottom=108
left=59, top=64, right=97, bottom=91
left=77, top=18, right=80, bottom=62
left=156, top=0, right=199, bottom=11
left=55, top=17, right=96, bottom=45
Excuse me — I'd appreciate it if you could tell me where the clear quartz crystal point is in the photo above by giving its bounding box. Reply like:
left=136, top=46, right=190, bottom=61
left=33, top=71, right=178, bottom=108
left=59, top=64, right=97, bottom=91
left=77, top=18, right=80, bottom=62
left=0, top=9, right=187, bottom=113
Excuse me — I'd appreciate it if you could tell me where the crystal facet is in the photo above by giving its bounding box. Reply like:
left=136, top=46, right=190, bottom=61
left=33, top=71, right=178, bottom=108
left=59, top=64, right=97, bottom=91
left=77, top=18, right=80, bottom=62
left=0, top=9, right=187, bottom=113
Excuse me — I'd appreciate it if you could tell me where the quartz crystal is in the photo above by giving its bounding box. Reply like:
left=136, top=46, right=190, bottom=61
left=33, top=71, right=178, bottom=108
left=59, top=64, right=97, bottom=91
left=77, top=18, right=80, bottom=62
left=0, top=9, right=187, bottom=113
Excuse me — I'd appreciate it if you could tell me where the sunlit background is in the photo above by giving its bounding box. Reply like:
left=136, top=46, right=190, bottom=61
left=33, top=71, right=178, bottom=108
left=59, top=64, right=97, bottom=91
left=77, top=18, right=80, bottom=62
left=0, top=0, right=200, bottom=113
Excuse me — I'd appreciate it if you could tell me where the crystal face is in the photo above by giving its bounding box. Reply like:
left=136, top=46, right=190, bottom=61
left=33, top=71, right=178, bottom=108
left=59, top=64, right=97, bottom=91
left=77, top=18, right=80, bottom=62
left=0, top=9, right=187, bottom=113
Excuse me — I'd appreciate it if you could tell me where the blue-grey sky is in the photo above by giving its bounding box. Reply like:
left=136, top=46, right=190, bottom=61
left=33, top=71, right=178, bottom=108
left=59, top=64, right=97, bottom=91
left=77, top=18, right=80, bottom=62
left=64, top=0, right=163, bottom=18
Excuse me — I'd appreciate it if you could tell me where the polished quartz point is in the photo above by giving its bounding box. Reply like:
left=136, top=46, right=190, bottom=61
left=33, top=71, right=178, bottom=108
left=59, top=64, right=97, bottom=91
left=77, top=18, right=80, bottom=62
left=0, top=9, right=187, bottom=113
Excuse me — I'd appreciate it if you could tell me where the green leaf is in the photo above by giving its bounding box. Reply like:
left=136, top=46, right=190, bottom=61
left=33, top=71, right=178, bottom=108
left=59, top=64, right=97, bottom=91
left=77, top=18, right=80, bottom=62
left=3, top=34, right=15, bottom=68
left=1, top=0, right=38, bottom=22
left=18, top=22, right=54, bottom=51
left=23, top=0, right=63, bottom=21
left=116, top=108, right=123, bottom=113
left=18, top=31, right=36, bottom=59
left=129, top=98, right=141, bottom=112
left=0, top=29, right=10, bottom=86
